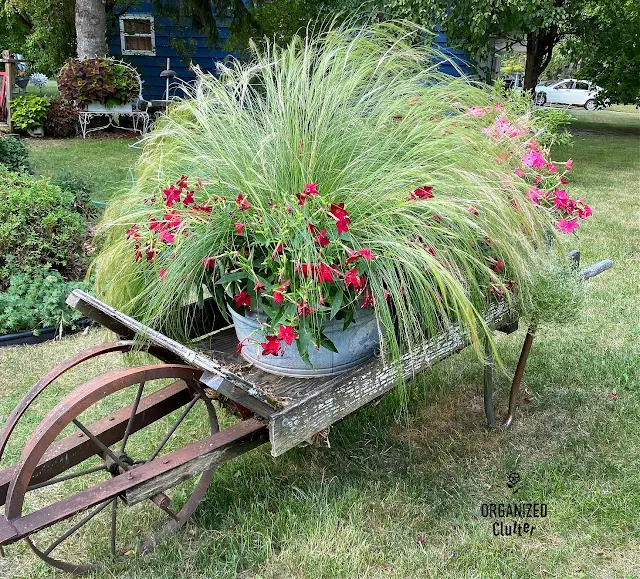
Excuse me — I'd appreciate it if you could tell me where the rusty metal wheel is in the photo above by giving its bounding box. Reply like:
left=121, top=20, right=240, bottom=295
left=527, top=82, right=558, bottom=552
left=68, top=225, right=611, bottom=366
left=4, top=364, right=218, bottom=575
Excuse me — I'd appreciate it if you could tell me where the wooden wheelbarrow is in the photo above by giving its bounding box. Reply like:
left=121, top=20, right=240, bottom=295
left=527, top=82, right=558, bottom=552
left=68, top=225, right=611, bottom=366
left=0, top=251, right=611, bottom=574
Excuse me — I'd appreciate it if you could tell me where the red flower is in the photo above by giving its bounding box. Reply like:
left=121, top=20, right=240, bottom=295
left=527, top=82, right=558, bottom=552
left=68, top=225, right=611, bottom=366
left=565, top=158, right=573, bottom=171
left=344, top=268, right=365, bottom=290
left=163, top=185, right=181, bottom=207
left=277, top=325, right=298, bottom=345
left=149, top=218, right=162, bottom=231
left=409, top=186, right=434, bottom=201
left=183, top=190, right=195, bottom=206
left=192, top=203, right=212, bottom=214
left=467, top=206, right=479, bottom=217
left=297, top=301, right=317, bottom=316
left=134, top=247, right=142, bottom=262
left=328, top=203, right=350, bottom=235
left=261, top=335, right=281, bottom=356
left=315, top=229, right=330, bottom=247
left=427, top=246, right=436, bottom=257
left=202, top=256, right=215, bottom=270
left=559, top=176, right=570, bottom=185
left=233, top=290, right=252, bottom=308
left=234, top=222, right=245, bottom=235
left=493, top=260, right=505, bottom=274
left=272, top=290, right=284, bottom=305
left=126, top=224, right=140, bottom=239
left=146, top=247, right=156, bottom=262
left=300, top=263, right=316, bottom=278
left=304, top=183, right=318, bottom=196
left=159, top=268, right=167, bottom=279
left=164, top=210, right=182, bottom=228
left=254, top=280, right=265, bottom=293
left=358, top=248, right=375, bottom=261
left=158, top=228, right=175, bottom=244
left=236, top=194, right=251, bottom=211
left=296, top=193, right=308, bottom=206
left=361, top=292, right=374, bottom=308
left=176, top=175, right=188, bottom=190
left=272, top=243, right=284, bottom=259
left=317, top=263, right=335, bottom=283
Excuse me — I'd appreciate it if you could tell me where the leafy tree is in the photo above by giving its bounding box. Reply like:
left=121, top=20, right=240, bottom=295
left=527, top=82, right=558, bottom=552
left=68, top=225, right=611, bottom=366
left=566, top=0, right=640, bottom=105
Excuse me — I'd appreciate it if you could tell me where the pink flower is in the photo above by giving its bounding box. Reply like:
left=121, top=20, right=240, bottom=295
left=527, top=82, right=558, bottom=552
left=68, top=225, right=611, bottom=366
left=514, top=168, right=525, bottom=178
left=163, top=185, right=181, bottom=207
left=527, top=186, right=542, bottom=204
left=465, top=106, right=487, bottom=118
left=159, top=268, right=167, bottom=279
left=236, top=194, right=251, bottom=211
left=494, top=103, right=504, bottom=111
left=565, top=159, right=573, bottom=171
left=344, top=268, right=365, bottom=290
left=261, top=335, right=281, bottom=356
left=467, top=206, right=479, bottom=217
left=202, top=256, right=215, bottom=270
left=546, top=163, right=557, bottom=173
left=522, top=150, right=546, bottom=169
left=163, top=210, right=181, bottom=228
left=277, top=325, right=298, bottom=345
left=556, top=218, right=579, bottom=234
left=559, top=176, right=570, bottom=185
left=304, top=183, right=318, bottom=196
left=176, top=175, right=188, bottom=190
left=233, top=290, right=252, bottom=308
left=553, top=189, right=569, bottom=211
left=158, top=228, right=175, bottom=244
left=577, top=201, right=592, bottom=219
left=234, top=222, right=245, bottom=235
left=535, top=175, right=543, bottom=184
left=272, top=290, right=285, bottom=305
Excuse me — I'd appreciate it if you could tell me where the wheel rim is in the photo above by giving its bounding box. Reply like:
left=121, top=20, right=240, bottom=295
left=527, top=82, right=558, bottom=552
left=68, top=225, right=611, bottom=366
left=6, top=364, right=218, bottom=575
left=586, top=100, right=596, bottom=110
left=535, top=94, right=545, bottom=105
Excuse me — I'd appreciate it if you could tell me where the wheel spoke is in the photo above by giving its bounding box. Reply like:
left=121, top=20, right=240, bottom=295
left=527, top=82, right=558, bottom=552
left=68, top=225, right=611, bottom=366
left=120, top=381, right=145, bottom=453
left=43, top=499, right=115, bottom=556
left=110, top=499, right=117, bottom=556
left=148, top=397, right=199, bottom=462
left=72, top=419, right=129, bottom=472
left=27, top=464, right=107, bottom=491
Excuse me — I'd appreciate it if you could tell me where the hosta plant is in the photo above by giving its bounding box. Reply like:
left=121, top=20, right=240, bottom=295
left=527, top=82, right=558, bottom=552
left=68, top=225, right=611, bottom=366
left=94, top=22, right=590, bottom=371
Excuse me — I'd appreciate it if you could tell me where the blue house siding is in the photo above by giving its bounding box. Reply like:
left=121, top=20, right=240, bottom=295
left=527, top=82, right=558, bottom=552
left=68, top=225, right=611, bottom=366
left=108, top=2, right=237, bottom=101
left=109, top=7, right=474, bottom=101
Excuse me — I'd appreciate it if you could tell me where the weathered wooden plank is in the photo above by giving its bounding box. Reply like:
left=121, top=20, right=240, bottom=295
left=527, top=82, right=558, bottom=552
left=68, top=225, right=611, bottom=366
left=125, top=418, right=268, bottom=505
left=66, top=290, right=278, bottom=415
left=268, top=302, right=514, bottom=457
left=200, top=371, right=276, bottom=418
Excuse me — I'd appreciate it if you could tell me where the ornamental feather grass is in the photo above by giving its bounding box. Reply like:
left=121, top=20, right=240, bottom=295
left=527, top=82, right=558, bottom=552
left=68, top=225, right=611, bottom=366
left=93, top=21, right=571, bottom=378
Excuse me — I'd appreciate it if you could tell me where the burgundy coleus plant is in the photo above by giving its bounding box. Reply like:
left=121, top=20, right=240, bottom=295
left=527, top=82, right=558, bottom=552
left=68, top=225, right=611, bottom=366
left=124, top=177, right=513, bottom=363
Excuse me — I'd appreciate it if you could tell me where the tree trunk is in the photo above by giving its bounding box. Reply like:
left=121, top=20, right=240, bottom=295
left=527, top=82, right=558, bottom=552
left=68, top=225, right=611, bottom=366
left=523, top=27, right=557, bottom=93
left=76, top=0, right=106, bottom=58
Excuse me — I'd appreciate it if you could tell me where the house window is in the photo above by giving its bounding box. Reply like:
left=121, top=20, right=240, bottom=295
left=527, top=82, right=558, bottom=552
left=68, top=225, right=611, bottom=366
left=120, top=14, right=156, bottom=56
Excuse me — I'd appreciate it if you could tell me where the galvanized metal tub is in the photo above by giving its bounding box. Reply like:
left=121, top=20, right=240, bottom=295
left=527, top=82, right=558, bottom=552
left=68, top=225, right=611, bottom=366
left=228, top=306, right=380, bottom=378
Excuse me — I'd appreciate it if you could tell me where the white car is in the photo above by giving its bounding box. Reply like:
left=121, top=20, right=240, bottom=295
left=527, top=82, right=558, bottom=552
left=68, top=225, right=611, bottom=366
left=534, top=79, right=605, bottom=110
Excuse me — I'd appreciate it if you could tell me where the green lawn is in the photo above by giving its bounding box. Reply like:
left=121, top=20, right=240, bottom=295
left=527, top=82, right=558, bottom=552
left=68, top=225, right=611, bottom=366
left=0, top=111, right=638, bottom=578
left=29, top=137, right=139, bottom=202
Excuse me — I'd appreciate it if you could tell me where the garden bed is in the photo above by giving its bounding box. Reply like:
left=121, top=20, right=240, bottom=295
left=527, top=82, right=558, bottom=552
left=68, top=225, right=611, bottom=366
left=0, top=317, right=91, bottom=348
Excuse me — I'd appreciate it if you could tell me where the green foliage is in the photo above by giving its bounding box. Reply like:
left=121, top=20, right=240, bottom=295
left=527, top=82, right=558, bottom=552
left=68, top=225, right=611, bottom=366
left=0, top=166, right=86, bottom=291
left=532, top=108, right=573, bottom=148
left=566, top=0, right=640, bottom=105
left=58, top=58, right=140, bottom=107
left=44, top=98, right=79, bottom=138
left=0, top=136, right=30, bottom=173
left=95, top=22, right=573, bottom=377
left=10, top=95, right=50, bottom=131
left=0, top=266, right=86, bottom=334
left=51, top=169, right=99, bottom=219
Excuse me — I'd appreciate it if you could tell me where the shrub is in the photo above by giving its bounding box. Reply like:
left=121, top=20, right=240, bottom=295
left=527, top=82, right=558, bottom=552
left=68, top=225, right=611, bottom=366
left=45, top=98, right=79, bottom=138
left=58, top=58, right=140, bottom=108
left=51, top=170, right=98, bottom=219
left=0, top=136, right=30, bottom=173
left=0, top=266, right=86, bottom=334
left=532, top=108, right=574, bottom=148
left=0, top=166, right=86, bottom=290
left=95, top=22, right=587, bottom=378
left=11, top=95, right=51, bottom=131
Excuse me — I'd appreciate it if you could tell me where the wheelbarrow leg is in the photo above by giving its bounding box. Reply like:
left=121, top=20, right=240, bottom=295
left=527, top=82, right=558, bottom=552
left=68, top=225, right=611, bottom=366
left=484, top=323, right=537, bottom=430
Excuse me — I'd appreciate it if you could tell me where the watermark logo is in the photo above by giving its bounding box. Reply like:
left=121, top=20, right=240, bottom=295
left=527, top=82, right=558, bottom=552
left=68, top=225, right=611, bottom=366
left=480, top=472, right=547, bottom=537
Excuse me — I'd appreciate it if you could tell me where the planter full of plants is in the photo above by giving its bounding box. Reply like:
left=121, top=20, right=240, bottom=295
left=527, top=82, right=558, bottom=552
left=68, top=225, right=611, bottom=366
left=58, top=57, right=141, bottom=113
left=10, top=95, right=50, bottom=137
left=94, top=23, right=591, bottom=380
